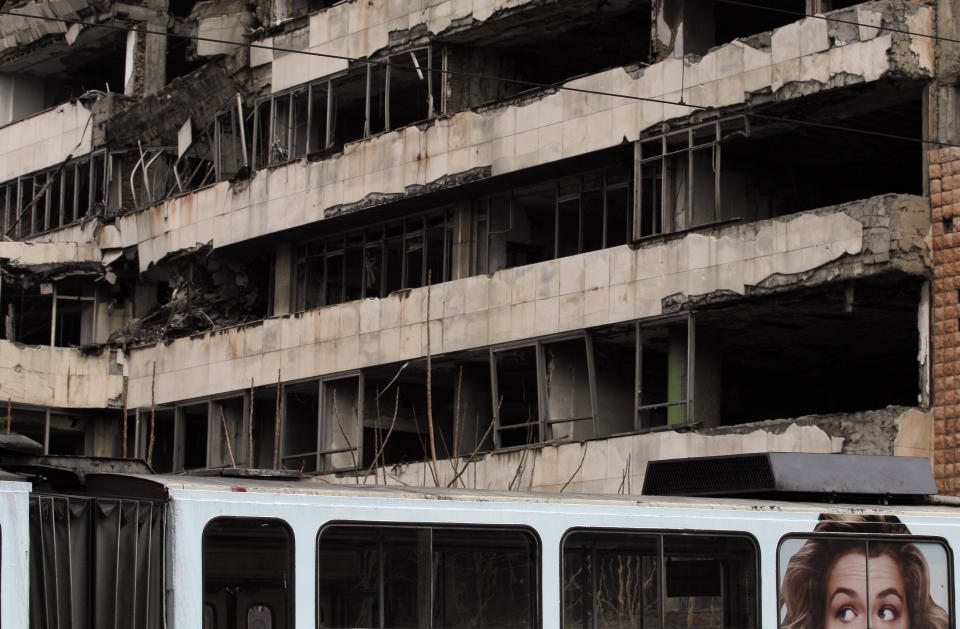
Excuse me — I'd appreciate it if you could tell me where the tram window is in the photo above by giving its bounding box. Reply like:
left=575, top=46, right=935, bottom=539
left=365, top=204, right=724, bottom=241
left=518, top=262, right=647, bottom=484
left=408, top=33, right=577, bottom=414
left=562, top=530, right=757, bottom=629
left=317, top=524, right=539, bottom=628
left=203, top=518, right=293, bottom=629
left=779, top=521, right=952, bottom=629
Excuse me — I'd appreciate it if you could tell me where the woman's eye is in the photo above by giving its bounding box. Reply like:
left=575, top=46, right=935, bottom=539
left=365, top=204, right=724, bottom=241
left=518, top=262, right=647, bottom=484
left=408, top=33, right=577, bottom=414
left=837, top=606, right=858, bottom=622
left=877, top=606, right=899, bottom=621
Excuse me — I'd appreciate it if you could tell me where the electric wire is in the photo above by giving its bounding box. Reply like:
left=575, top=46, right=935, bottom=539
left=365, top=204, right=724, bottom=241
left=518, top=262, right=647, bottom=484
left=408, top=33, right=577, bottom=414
left=0, top=4, right=957, bottom=150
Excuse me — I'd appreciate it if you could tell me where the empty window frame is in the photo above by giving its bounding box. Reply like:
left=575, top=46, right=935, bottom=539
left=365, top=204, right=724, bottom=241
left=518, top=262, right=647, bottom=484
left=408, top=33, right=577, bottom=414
left=281, top=380, right=321, bottom=473
left=253, top=48, right=439, bottom=170
left=476, top=165, right=632, bottom=275
left=295, top=208, right=454, bottom=310
left=0, top=150, right=109, bottom=239
left=490, top=333, right=600, bottom=448
left=318, top=373, right=363, bottom=473
left=778, top=532, right=952, bottom=629
left=636, top=315, right=694, bottom=429
left=204, top=518, right=293, bottom=629
left=317, top=524, right=539, bottom=629
left=214, top=95, right=249, bottom=181
left=634, top=116, right=749, bottom=239
left=489, top=317, right=694, bottom=447
left=563, top=530, right=758, bottom=629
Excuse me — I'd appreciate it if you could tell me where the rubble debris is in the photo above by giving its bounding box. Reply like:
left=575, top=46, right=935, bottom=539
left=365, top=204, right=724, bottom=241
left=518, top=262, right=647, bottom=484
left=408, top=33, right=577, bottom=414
left=108, top=245, right=269, bottom=345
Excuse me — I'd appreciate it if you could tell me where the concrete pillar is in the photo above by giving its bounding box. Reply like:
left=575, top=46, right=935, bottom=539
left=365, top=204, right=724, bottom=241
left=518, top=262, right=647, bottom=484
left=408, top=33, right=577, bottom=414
left=273, top=243, right=294, bottom=316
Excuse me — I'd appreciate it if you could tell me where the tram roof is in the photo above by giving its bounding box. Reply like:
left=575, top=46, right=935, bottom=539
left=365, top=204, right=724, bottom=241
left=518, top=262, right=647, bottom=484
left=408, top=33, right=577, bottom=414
left=94, top=473, right=960, bottom=517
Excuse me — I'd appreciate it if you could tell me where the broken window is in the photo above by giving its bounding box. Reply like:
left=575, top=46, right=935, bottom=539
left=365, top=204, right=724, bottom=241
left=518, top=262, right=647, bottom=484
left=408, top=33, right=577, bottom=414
left=178, top=402, right=209, bottom=471
left=0, top=280, right=96, bottom=347
left=204, top=518, right=293, bottom=629
left=634, top=117, right=748, bottom=239
left=0, top=150, right=109, bottom=239
left=147, top=409, right=177, bottom=473
left=491, top=335, right=601, bottom=447
left=563, top=531, right=758, bottom=629
left=295, top=208, right=453, bottom=310
left=317, top=524, right=538, bottom=628
left=281, top=380, right=320, bottom=472
left=318, top=374, right=362, bottom=473
left=637, top=317, right=693, bottom=430
left=214, top=96, right=249, bottom=181
left=210, top=395, right=249, bottom=469
left=357, top=353, right=494, bottom=472
left=254, top=48, right=439, bottom=170
left=476, top=164, right=632, bottom=274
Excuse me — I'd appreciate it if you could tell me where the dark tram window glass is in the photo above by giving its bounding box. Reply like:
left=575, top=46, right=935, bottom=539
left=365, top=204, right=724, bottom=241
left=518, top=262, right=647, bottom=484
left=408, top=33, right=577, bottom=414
left=203, top=518, right=293, bottom=629
left=563, top=530, right=757, bottom=629
left=317, top=524, right=539, bottom=629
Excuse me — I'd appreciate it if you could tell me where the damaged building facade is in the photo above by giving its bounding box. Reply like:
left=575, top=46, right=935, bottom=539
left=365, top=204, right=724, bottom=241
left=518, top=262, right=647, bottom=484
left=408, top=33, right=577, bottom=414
left=0, top=0, right=955, bottom=492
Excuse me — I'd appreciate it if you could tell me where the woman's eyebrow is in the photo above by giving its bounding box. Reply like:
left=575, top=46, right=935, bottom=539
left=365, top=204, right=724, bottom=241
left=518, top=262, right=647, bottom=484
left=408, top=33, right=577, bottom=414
left=873, top=588, right=904, bottom=601
left=830, top=588, right=860, bottom=604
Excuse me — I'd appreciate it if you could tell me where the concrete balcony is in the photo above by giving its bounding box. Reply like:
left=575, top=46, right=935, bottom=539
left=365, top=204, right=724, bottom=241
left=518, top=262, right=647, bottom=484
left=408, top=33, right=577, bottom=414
left=0, top=340, right=125, bottom=408
left=118, top=0, right=934, bottom=270
left=0, top=99, right=93, bottom=183
left=125, top=192, right=929, bottom=408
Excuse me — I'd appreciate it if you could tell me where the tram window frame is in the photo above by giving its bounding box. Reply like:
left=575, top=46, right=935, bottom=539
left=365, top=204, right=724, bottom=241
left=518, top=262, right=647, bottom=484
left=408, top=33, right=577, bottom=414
left=560, top=527, right=760, bottom=629
left=202, top=517, right=295, bottom=629
left=316, top=521, right=542, bottom=629
left=776, top=532, right=954, bottom=629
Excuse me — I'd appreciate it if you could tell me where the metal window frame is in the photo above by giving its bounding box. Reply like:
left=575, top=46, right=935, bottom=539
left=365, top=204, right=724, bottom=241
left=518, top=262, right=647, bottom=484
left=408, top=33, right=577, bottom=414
left=317, top=371, right=364, bottom=474
left=477, top=164, right=633, bottom=275
left=633, top=116, right=749, bottom=241
left=255, top=45, right=439, bottom=169
left=634, top=312, right=695, bottom=431
left=294, top=206, right=455, bottom=309
left=490, top=331, right=601, bottom=448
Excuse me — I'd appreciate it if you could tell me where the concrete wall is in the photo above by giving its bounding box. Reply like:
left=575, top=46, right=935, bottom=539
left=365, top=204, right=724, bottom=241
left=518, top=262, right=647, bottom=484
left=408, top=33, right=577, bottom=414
left=0, top=340, right=125, bottom=408
left=118, top=2, right=934, bottom=271
left=312, top=405, right=932, bottom=493
left=124, top=193, right=927, bottom=408
left=0, top=99, right=94, bottom=183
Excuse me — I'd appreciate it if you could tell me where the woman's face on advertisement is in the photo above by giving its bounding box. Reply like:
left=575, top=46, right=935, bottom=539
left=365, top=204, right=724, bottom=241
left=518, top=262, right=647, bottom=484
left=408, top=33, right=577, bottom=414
left=824, top=551, right=909, bottom=629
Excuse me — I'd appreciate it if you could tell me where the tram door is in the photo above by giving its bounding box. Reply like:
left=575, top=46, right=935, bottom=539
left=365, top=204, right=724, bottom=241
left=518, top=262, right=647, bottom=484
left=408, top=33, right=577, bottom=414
left=203, top=518, right=294, bottom=629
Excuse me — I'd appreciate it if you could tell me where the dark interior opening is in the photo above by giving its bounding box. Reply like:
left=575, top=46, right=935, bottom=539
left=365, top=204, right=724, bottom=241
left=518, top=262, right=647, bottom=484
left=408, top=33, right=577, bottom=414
left=714, top=0, right=806, bottom=47
left=443, top=0, right=652, bottom=108
left=721, top=93, right=923, bottom=218
left=698, top=276, right=921, bottom=425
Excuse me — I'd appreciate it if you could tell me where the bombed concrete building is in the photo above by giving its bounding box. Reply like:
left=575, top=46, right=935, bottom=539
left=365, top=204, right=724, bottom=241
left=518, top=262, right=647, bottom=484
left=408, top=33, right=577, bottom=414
left=0, top=0, right=955, bottom=492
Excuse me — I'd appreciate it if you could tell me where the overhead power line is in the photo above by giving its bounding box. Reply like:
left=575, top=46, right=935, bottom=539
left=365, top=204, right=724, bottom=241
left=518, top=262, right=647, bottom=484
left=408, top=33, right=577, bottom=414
left=0, top=5, right=958, bottom=149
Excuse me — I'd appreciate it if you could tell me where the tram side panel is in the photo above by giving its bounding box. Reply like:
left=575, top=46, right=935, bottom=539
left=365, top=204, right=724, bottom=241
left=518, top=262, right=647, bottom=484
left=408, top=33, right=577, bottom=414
left=0, top=481, right=32, bottom=629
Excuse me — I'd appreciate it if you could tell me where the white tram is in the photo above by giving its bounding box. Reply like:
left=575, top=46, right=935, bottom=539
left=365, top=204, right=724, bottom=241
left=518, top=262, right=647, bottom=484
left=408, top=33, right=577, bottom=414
left=1, top=453, right=958, bottom=629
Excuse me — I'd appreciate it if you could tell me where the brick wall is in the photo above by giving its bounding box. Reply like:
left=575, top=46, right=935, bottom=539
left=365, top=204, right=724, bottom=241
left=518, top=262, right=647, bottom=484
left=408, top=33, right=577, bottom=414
left=931, top=147, right=960, bottom=493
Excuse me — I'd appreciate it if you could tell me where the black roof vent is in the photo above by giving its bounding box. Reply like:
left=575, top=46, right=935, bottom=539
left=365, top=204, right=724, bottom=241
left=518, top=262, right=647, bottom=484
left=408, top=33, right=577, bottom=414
left=641, top=453, right=938, bottom=501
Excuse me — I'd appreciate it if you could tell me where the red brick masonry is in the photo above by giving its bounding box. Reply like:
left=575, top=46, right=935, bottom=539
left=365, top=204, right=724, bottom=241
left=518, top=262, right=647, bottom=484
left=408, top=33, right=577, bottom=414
left=931, top=147, right=960, bottom=493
